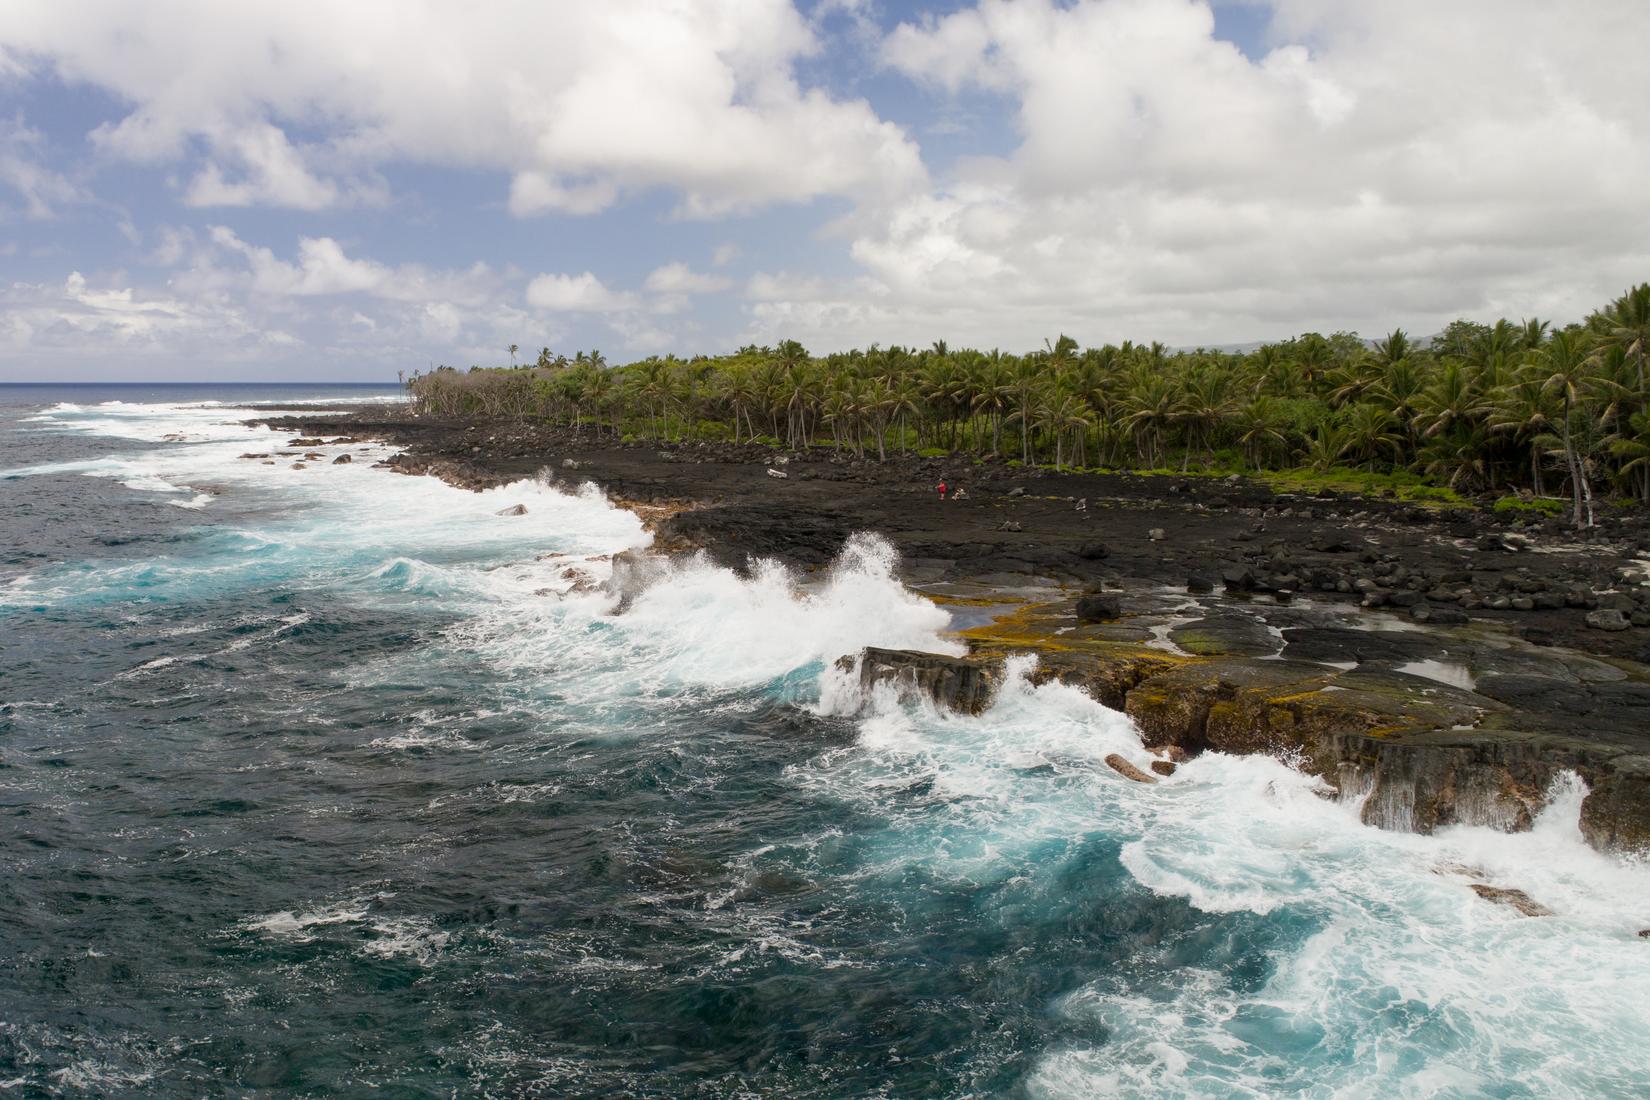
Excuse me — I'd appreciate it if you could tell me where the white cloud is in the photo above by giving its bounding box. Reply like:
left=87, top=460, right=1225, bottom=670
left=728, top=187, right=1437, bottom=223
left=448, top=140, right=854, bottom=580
left=0, top=271, right=285, bottom=359
left=203, top=227, right=497, bottom=304
left=6, top=0, right=1650, bottom=374
left=1, top=0, right=926, bottom=216
left=525, top=272, right=638, bottom=313
left=0, top=233, right=548, bottom=377
left=181, top=124, right=378, bottom=210
left=766, top=0, right=1650, bottom=351
left=0, top=113, right=90, bottom=218
left=644, top=262, right=732, bottom=294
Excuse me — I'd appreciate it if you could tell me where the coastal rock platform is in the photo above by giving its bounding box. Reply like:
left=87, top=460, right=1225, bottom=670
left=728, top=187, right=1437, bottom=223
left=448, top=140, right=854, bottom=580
left=255, top=412, right=1650, bottom=853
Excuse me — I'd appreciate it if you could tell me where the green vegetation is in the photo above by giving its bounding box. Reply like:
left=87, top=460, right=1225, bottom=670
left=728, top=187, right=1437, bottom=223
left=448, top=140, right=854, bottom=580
left=1492, top=495, right=1566, bottom=516
left=408, top=283, right=1650, bottom=528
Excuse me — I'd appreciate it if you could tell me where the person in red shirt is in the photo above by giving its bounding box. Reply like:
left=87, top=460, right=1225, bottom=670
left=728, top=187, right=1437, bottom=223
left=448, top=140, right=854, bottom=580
left=937, top=478, right=948, bottom=501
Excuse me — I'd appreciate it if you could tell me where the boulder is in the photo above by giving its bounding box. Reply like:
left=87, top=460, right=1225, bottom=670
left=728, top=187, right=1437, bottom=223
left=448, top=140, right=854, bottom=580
left=1147, top=528, right=1166, bottom=541
left=1469, top=884, right=1554, bottom=917
left=332, top=453, right=352, bottom=464
left=1075, top=592, right=1123, bottom=622
left=1105, top=753, right=1158, bottom=784
left=1412, top=604, right=1469, bottom=625
left=1150, top=759, right=1177, bottom=777
left=844, top=647, right=1005, bottom=715
left=1186, top=573, right=1214, bottom=594
left=1077, top=541, right=1110, bottom=560
left=1587, top=609, right=1631, bottom=632
left=496, top=503, right=528, bottom=516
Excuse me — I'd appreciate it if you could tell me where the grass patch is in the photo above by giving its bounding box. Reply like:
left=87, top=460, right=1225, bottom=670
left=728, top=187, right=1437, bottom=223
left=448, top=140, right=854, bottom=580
left=1492, top=495, right=1565, bottom=516
left=1255, top=466, right=1470, bottom=507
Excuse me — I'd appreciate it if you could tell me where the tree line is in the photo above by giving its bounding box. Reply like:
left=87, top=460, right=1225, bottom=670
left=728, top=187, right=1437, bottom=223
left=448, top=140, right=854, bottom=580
left=408, top=283, right=1650, bottom=528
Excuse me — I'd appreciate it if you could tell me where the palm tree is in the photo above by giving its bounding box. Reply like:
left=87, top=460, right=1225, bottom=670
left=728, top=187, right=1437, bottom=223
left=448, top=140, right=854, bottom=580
left=1233, top=397, right=1287, bottom=471
left=966, top=352, right=1011, bottom=456
left=1369, top=357, right=1426, bottom=457
left=1303, top=419, right=1349, bottom=474
left=1009, top=356, right=1042, bottom=464
left=1416, top=426, right=1491, bottom=491
left=1419, top=362, right=1485, bottom=441
left=1121, top=373, right=1179, bottom=469
left=1370, top=328, right=1410, bottom=369
left=1609, top=409, right=1650, bottom=502
left=1174, top=368, right=1236, bottom=470
left=1595, top=283, right=1650, bottom=396
left=1339, top=403, right=1403, bottom=471
left=1538, top=331, right=1597, bottom=525
left=1488, top=372, right=1556, bottom=496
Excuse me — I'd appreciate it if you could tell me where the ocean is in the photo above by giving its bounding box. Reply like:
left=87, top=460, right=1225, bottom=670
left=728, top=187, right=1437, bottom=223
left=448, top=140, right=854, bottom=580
left=2, top=384, right=1648, bottom=1097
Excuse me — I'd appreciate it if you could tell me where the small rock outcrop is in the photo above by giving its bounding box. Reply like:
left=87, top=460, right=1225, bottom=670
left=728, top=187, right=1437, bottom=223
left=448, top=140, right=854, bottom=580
left=844, top=647, right=1005, bottom=716
left=1075, top=591, right=1123, bottom=622
left=1105, top=753, right=1158, bottom=784
left=496, top=503, right=529, bottom=516
left=1586, top=609, right=1631, bottom=632
left=1469, top=884, right=1554, bottom=917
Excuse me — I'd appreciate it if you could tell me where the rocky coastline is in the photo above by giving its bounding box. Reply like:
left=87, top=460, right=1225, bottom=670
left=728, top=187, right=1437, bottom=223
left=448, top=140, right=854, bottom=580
left=255, top=409, right=1650, bottom=858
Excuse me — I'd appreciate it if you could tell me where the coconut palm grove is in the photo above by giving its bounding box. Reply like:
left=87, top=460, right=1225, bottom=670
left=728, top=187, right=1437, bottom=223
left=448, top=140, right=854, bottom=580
left=411, top=282, right=1650, bottom=528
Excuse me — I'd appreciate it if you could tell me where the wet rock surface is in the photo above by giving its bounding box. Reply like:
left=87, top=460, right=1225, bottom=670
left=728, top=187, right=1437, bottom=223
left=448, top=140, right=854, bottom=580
left=256, top=411, right=1650, bottom=853
left=843, top=647, right=1004, bottom=716
left=1469, top=884, right=1556, bottom=917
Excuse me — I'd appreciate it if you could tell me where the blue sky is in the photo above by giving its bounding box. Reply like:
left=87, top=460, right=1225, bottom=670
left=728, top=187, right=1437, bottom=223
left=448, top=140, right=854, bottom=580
left=1, top=0, right=1645, bottom=381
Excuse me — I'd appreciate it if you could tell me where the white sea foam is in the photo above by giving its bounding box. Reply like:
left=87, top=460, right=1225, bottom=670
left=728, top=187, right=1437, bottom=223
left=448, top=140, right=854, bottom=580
left=4, top=399, right=646, bottom=611
left=795, top=658, right=1650, bottom=1098
left=18, top=395, right=1650, bottom=1094
left=243, top=902, right=371, bottom=940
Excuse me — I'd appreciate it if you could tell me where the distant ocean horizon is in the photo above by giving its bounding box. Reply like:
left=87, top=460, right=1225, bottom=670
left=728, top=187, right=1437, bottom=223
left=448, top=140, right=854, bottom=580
left=0, top=380, right=402, bottom=397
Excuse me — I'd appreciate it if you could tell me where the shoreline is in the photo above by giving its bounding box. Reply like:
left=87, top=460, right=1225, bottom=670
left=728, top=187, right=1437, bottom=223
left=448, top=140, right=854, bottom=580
left=254, top=408, right=1650, bottom=856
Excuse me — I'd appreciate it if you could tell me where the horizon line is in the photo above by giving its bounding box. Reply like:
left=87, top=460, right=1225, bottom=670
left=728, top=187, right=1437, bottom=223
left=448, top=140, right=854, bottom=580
left=0, top=380, right=403, bottom=385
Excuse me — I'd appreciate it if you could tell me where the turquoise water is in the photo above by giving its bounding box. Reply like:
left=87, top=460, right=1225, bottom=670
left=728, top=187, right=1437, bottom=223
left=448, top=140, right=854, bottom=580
left=2, top=389, right=1648, bottom=1096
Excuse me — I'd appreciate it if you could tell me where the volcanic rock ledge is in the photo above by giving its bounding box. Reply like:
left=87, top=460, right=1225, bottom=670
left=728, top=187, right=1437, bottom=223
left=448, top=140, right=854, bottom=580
left=848, top=639, right=1650, bottom=855
left=251, top=411, right=1650, bottom=856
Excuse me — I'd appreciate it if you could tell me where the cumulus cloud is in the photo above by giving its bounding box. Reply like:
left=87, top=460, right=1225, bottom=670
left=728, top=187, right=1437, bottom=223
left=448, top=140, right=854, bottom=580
left=204, top=228, right=497, bottom=304
left=0, top=271, right=286, bottom=361
left=5, top=0, right=1649, bottom=376
left=644, top=262, right=732, bottom=295
left=0, top=236, right=542, bottom=377
left=0, top=0, right=925, bottom=217
left=757, top=0, right=1650, bottom=351
left=525, top=272, right=638, bottom=313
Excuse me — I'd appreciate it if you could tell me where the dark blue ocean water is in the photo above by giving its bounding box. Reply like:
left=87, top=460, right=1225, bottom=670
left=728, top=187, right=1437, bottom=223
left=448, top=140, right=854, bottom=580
left=2, top=387, right=1647, bottom=1097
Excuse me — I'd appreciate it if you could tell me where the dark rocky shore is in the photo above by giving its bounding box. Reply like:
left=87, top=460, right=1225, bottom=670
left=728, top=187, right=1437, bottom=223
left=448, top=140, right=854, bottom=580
left=257, top=410, right=1650, bottom=856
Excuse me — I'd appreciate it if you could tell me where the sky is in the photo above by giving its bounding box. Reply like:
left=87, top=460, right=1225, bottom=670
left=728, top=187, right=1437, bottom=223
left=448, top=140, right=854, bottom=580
left=0, top=0, right=1647, bottom=382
